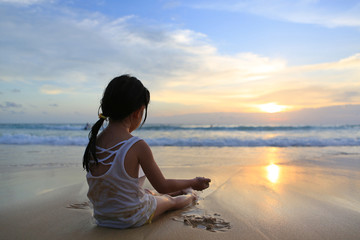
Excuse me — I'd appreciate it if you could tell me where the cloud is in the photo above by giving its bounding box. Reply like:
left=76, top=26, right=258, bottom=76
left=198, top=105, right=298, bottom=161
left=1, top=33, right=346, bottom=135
left=40, top=85, right=73, bottom=95
left=189, top=0, right=360, bottom=27
left=334, top=91, right=360, bottom=102
left=1, top=1, right=359, bottom=122
left=0, top=3, right=285, bottom=93
left=148, top=104, right=360, bottom=125
left=0, top=101, right=22, bottom=109
left=0, top=5, right=113, bottom=89
left=149, top=52, right=360, bottom=114
left=242, top=54, right=360, bottom=109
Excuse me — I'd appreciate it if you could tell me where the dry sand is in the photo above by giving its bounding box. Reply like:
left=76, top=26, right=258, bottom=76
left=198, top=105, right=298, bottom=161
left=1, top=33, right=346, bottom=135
left=1, top=157, right=360, bottom=239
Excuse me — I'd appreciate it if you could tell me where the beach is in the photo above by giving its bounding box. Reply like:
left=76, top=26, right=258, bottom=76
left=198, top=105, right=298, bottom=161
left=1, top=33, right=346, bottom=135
left=1, top=144, right=360, bottom=240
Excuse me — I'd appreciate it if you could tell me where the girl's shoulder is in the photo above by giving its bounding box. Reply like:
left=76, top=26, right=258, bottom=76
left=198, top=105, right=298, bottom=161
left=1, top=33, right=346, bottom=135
left=131, top=137, right=150, bottom=150
left=130, top=138, right=153, bottom=157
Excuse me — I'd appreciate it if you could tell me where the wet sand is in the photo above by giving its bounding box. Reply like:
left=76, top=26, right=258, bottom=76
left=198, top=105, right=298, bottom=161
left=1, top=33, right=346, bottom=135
left=1, top=146, right=360, bottom=240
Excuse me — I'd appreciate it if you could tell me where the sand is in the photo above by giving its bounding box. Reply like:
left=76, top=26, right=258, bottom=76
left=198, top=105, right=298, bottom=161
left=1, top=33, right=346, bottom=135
left=1, top=146, right=360, bottom=240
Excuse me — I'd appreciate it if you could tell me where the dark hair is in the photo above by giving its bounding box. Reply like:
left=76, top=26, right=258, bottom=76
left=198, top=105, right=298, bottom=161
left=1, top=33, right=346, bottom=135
left=83, top=74, right=150, bottom=171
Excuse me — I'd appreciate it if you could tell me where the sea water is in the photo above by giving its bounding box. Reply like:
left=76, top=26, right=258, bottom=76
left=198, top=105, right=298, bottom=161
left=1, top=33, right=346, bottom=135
left=0, top=123, right=359, bottom=169
left=1, top=123, right=360, bottom=147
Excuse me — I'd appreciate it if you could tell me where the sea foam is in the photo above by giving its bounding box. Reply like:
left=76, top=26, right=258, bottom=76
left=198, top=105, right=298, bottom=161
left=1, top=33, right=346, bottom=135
left=0, top=134, right=359, bottom=147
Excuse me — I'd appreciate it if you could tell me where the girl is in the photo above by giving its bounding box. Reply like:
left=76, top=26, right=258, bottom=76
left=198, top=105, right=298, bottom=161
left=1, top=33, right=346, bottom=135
left=83, top=75, right=211, bottom=229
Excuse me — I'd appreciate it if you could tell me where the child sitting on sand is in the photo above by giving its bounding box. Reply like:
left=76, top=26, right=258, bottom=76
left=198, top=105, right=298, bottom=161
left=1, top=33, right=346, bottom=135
left=83, top=75, right=211, bottom=229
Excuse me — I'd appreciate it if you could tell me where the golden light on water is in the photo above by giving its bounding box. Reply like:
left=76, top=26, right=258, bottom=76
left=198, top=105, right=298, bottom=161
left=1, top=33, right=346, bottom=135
left=266, top=164, right=280, bottom=183
left=258, top=102, right=289, bottom=113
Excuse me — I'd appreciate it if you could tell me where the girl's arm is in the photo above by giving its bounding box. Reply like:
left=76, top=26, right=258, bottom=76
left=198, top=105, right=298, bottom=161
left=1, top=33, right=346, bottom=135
left=136, top=140, right=210, bottom=194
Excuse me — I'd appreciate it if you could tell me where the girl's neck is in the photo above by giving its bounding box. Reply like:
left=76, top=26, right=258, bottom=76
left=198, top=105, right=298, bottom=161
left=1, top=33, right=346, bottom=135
left=97, top=120, right=133, bottom=148
left=107, top=120, right=132, bottom=134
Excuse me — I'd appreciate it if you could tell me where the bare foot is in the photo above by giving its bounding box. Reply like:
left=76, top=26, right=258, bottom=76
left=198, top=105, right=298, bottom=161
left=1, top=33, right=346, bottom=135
left=186, top=188, right=198, bottom=202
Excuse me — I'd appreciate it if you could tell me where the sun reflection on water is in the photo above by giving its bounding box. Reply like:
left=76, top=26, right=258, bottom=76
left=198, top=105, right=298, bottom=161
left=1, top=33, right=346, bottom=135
left=266, top=164, right=280, bottom=183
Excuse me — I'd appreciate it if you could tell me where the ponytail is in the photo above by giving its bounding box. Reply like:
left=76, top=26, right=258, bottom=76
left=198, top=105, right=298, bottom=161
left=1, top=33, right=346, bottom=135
left=82, top=117, right=106, bottom=172
left=82, top=74, right=150, bottom=172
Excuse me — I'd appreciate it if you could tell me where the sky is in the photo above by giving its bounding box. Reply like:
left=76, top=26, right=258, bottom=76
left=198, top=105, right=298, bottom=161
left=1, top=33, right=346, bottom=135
left=0, top=0, right=359, bottom=124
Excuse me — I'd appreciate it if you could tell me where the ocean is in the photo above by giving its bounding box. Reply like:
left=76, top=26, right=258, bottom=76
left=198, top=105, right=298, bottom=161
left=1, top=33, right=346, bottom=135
left=1, top=123, right=360, bottom=147
left=0, top=123, right=360, bottom=169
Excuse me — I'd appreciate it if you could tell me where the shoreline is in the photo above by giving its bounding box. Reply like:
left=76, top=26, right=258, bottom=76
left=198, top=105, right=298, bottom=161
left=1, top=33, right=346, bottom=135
left=0, top=146, right=360, bottom=239
left=1, top=164, right=360, bottom=239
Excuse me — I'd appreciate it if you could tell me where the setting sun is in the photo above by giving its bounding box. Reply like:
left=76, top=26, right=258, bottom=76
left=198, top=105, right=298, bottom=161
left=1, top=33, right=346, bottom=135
left=258, top=103, right=289, bottom=113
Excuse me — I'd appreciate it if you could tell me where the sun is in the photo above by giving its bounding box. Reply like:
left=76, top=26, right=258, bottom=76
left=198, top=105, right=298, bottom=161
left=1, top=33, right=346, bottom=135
left=258, top=102, right=288, bottom=113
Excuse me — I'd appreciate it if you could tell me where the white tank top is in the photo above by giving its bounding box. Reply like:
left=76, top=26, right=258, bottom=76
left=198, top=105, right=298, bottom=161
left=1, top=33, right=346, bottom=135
left=86, top=136, right=157, bottom=228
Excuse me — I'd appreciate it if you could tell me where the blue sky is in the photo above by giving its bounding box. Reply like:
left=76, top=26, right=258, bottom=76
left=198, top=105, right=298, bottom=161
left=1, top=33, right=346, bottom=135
left=0, top=0, right=359, bottom=124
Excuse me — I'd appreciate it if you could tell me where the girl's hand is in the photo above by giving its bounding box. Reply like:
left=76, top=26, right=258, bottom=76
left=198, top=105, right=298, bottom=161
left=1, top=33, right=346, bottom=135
left=192, top=177, right=211, bottom=191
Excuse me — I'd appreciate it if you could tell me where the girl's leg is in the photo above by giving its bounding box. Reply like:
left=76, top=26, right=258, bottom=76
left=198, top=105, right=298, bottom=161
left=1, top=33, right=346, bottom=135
left=152, top=192, right=197, bottom=220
